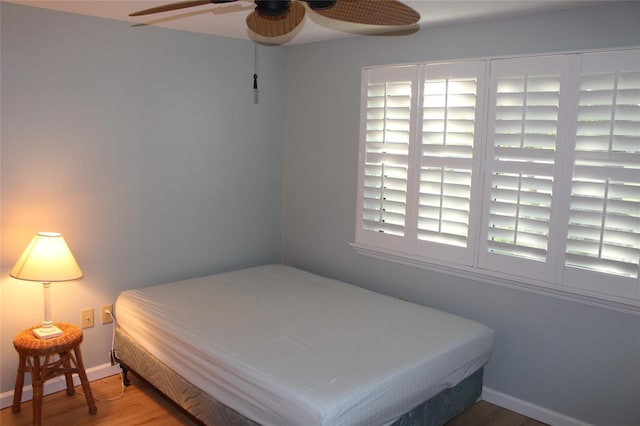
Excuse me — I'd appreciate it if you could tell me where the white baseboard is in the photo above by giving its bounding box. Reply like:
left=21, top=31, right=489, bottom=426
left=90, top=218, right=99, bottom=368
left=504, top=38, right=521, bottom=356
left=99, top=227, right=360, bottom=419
left=0, top=362, right=121, bottom=410
left=1, top=367, right=592, bottom=426
left=481, top=386, right=592, bottom=426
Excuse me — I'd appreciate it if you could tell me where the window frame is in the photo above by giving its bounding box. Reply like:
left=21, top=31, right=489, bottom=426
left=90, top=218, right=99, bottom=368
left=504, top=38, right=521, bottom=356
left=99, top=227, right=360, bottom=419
left=353, top=47, right=640, bottom=316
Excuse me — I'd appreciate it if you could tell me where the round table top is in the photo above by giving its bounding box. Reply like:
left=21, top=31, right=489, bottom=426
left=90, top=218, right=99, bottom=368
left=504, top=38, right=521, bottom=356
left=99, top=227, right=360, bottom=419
left=13, top=323, right=83, bottom=355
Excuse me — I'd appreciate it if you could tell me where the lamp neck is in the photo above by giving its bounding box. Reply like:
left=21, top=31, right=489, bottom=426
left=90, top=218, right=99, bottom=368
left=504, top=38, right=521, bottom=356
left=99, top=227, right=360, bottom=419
left=41, top=282, right=54, bottom=329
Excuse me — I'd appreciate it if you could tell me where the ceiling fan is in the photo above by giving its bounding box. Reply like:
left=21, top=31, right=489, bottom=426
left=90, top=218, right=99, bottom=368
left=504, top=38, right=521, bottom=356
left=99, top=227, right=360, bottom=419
left=129, top=0, right=421, bottom=39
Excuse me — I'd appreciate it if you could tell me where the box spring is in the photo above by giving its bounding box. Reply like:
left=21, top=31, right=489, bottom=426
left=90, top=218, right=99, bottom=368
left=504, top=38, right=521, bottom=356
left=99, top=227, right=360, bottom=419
left=114, top=326, right=483, bottom=426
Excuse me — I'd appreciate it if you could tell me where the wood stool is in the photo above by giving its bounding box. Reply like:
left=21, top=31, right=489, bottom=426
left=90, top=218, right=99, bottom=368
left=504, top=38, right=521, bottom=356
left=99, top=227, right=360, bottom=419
left=12, top=322, right=97, bottom=425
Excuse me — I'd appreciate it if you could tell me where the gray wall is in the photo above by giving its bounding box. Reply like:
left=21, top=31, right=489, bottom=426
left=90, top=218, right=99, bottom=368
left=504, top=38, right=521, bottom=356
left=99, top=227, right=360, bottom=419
left=2, top=1, right=639, bottom=425
left=282, top=2, right=640, bottom=425
left=1, top=3, right=285, bottom=393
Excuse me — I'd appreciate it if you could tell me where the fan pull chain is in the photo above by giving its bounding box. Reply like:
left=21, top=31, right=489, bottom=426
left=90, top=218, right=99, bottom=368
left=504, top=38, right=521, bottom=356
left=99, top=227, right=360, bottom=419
left=253, top=39, right=259, bottom=104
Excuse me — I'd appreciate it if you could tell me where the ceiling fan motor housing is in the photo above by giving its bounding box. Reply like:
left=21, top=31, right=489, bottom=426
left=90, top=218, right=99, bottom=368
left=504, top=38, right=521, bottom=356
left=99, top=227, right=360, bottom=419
left=305, top=0, right=337, bottom=10
left=255, top=0, right=291, bottom=17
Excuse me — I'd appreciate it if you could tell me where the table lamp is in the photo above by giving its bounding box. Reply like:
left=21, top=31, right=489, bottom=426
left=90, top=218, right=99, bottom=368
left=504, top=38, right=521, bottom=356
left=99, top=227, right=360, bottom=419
left=9, top=232, right=83, bottom=339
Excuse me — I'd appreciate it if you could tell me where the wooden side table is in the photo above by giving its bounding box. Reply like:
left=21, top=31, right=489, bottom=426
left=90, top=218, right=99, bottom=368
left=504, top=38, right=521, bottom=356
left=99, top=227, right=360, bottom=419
left=12, top=322, right=97, bottom=425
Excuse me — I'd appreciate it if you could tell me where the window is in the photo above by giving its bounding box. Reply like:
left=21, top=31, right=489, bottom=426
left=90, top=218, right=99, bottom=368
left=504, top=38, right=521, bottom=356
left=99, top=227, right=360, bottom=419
left=479, top=55, right=565, bottom=282
left=563, top=50, right=640, bottom=300
left=416, top=61, right=486, bottom=266
left=354, top=48, right=640, bottom=314
left=360, top=66, right=415, bottom=241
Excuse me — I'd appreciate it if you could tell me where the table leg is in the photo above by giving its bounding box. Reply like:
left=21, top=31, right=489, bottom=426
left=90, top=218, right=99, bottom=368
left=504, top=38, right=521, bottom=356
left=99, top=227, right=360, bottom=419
left=72, top=346, right=97, bottom=415
left=11, top=353, right=26, bottom=413
left=59, top=351, right=76, bottom=396
left=32, top=355, right=44, bottom=426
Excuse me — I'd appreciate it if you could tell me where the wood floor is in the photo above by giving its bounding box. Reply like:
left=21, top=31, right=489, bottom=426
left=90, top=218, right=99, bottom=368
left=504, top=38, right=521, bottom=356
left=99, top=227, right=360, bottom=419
left=1, top=374, right=547, bottom=426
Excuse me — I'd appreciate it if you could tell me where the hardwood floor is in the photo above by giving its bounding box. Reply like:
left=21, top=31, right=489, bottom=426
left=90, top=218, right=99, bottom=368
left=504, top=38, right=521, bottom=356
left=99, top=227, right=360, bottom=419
left=2, top=374, right=547, bottom=425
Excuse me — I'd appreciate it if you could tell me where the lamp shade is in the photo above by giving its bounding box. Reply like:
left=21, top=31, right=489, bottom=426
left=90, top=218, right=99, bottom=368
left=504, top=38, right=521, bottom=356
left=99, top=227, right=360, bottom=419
left=10, top=232, right=83, bottom=282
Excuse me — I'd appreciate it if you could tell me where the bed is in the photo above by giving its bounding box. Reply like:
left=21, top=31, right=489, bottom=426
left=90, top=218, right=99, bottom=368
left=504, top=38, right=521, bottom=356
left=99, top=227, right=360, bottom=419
left=113, top=264, right=493, bottom=426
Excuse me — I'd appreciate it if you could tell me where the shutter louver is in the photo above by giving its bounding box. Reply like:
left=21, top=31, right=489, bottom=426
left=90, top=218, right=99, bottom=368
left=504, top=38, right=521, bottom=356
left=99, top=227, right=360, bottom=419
left=487, top=73, right=560, bottom=261
left=566, top=69, right=640, bottom=279
left=362, top=80, right=412, bottom=236
left=418, top=75, right=478, bottom=247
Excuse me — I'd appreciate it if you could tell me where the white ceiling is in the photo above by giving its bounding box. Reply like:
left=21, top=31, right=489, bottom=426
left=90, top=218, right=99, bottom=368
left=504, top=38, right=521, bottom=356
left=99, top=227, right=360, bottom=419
left=4, top=0, right=611, bottom=45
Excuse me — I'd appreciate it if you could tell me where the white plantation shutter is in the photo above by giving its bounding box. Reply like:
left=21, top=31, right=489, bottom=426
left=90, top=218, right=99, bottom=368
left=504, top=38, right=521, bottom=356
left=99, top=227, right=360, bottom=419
left=415, top=61, right=485, bottom=264
left=480, top=56, right=564, bottom=278
left=563, top=50, right=640, bottom=298
left=355, top=49, right=640, bottom=311
left=357, top=66, right=417, bottom=249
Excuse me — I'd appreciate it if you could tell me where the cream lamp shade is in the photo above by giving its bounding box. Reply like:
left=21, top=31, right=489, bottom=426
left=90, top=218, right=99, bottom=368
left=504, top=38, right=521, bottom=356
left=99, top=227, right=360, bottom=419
left=10, top=232, right=83, bottom=339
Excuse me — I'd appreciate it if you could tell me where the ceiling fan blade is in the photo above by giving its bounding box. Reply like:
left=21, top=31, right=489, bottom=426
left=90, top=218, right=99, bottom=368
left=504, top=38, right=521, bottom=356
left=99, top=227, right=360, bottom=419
left=246, top=1, right=305, bottom=37
left=129, top=0, right=234, bottom=17
left=311, top=0, right=420, bottom=26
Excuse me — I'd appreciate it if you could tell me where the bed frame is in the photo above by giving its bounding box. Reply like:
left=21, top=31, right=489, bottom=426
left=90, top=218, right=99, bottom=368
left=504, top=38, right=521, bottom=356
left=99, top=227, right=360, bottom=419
left=114, top=326, right=483, bottom=426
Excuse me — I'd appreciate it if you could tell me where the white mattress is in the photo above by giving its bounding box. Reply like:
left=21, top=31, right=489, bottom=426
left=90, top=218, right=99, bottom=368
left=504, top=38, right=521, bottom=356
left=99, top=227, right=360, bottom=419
left=115, top=264, right=493, bottom=426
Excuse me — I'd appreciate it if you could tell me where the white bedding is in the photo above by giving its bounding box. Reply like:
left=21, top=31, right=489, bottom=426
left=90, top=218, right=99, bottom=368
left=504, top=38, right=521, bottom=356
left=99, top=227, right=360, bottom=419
left=115, top=264, right=493, bottom=426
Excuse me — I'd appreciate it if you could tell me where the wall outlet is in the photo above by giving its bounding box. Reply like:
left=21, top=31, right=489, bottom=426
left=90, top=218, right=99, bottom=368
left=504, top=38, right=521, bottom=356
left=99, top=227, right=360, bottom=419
left=81, top=308, right=94, bottom=328
left=100, top=304, right=113, bottom=324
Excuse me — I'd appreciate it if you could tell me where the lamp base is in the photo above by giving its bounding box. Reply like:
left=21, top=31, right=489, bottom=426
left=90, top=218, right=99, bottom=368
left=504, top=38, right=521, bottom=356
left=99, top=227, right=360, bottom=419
left=32, top=325, right=64, bottom=339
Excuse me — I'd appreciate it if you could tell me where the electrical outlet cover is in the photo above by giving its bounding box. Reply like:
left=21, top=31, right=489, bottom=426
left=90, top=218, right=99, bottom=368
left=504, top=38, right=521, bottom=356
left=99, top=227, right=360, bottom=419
left=100, top=304, right=113, bottom=324
left=81, top=308, right=94, bottom=328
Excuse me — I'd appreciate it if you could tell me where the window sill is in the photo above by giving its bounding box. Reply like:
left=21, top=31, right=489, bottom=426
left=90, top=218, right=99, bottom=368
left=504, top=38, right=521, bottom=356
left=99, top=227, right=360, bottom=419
left=350, top=242, right=640, bottom=317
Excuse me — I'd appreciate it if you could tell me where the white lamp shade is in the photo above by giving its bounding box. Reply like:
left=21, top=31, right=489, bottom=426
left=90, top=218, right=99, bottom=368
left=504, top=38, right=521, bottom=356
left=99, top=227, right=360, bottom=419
left=10, top=232, right=83, bottom=282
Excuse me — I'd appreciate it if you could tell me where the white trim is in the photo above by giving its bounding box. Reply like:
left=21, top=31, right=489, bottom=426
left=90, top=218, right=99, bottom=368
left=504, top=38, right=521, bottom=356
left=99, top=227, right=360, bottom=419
left=351, top=242, right=640, bottom=316
left=0, top=361, right=592, bottom=425
left=0, top=362, right=121, bottom=410
left=362, top=46, right=640, bottom=73
left=0, top=361, right=590, bottom=425
left=481, top=386, right=592, bottom=426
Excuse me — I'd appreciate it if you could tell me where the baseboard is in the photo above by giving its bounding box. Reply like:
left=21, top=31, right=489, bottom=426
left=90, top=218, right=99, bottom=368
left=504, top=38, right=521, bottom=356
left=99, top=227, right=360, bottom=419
left=1, top=368, right=592, bottom=425
left=481, top=386, right=592, bottom=426
left=0, top=362, right=121, bottom=410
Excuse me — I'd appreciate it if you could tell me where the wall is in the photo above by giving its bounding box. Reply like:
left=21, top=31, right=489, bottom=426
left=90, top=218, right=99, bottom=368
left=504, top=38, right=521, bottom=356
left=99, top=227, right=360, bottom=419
left=1, top=3, right=285, bottom=394
left=282, top=2, right=640, bottom=425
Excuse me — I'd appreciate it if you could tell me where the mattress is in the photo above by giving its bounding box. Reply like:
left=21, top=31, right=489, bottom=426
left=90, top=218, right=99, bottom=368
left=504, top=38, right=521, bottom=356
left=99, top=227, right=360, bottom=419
left=115, top=264, right=493, bottom=426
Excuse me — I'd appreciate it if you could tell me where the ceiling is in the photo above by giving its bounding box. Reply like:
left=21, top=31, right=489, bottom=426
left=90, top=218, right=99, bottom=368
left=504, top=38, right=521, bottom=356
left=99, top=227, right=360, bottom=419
left=4, top=0, right=611, bottom=45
